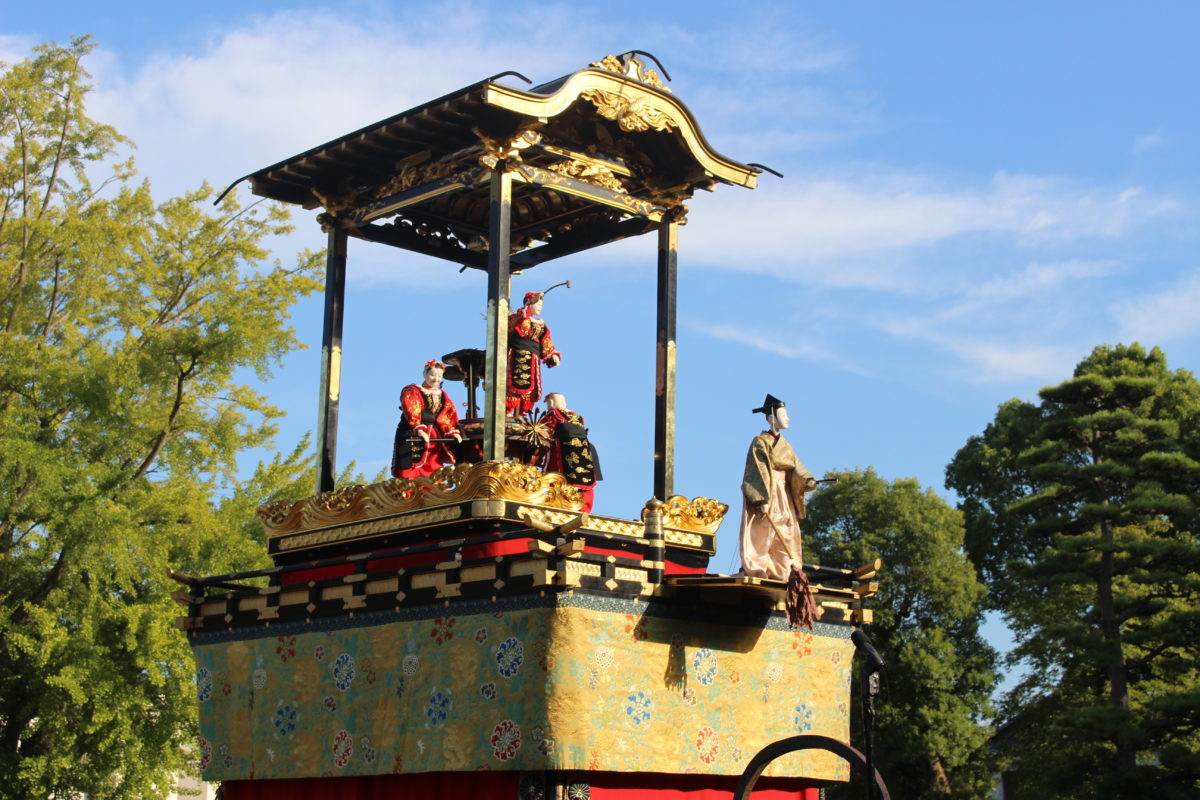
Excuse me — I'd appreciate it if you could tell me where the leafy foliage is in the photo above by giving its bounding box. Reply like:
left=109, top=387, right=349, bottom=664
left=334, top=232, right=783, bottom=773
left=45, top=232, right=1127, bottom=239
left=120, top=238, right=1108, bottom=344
left=0, top=39, right=322, bottom=798
left=947, top=344, right=1200, bottom=798
left=804, top=468, right=997, bottom=800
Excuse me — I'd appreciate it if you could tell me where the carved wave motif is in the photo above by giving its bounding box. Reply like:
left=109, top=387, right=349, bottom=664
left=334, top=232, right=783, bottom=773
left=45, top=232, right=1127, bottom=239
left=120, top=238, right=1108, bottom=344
left=581, top=89, right=677, bottom=133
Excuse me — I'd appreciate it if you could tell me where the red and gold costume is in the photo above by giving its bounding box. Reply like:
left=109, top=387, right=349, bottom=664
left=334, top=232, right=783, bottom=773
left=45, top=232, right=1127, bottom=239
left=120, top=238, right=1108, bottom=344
left=506, top=302, right=560, bottom=416
left=391, top=384, right=461, bottom=479
left=537, top=407, right=601, bottom=512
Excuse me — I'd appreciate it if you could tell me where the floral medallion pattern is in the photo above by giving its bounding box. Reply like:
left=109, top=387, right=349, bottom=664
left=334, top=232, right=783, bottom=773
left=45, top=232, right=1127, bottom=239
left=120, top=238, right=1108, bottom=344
left=332, top=728, right=353, bottom=767
left=494, top=636, right=524, bottom=679
left=275, top=636, right=296, bottom=662
left=692, top=648, right=718, bottom=686
left=273, top=703, right=297, bottom=737
left=332, top=653, right=356, bottom=691
left=424, top=688, right=452, bottom=728
left=793, top=702, right=814, bottom=733
left=192, top=600, right=852, bottom=783
left=695, top=725, right=720, bottom=764
left=623, top=689, right=653, bottom=727
left=196, top=667, right=212, bottom=703
left=490, top=719, right=522, bottom=761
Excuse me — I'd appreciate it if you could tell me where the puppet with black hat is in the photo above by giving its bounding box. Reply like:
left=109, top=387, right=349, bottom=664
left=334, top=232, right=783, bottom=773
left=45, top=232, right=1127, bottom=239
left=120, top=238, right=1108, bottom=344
left=740, top=394, right=821, bottom=627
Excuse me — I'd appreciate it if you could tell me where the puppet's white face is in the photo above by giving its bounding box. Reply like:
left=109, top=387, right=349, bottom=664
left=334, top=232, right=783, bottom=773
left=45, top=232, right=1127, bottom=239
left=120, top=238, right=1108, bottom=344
left=545, top=392, right=566, bottom=411
left=529, top=298, right=544, bottom=315
left=423, top=367, right=444, bottom=388
left=769, top=406, right=789, bottom=431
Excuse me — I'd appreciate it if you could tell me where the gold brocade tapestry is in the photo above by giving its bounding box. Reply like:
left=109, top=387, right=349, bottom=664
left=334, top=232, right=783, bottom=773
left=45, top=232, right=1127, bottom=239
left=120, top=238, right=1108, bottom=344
left=191, top=595, right=852, bottom=782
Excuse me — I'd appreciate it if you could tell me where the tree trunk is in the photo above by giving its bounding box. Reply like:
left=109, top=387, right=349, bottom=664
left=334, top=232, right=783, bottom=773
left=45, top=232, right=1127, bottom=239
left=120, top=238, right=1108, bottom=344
left=1097, top=516, right=1134, bottom=771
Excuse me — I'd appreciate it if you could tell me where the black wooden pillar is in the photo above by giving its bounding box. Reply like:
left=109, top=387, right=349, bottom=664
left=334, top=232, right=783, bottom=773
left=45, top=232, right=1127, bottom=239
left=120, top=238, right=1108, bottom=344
left=482, top=170, right=513, bottom=462
left=316, top=228, right=348, bottom=494
left=654, top=221, right=678, bottom=500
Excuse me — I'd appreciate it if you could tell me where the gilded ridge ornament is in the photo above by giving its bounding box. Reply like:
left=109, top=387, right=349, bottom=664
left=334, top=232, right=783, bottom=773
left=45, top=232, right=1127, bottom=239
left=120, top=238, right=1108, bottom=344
left=256, top=461, right=583, bottom=536
left=590, top=54, right=672, bottom=93
left=650, top=495, right=729, bottom=536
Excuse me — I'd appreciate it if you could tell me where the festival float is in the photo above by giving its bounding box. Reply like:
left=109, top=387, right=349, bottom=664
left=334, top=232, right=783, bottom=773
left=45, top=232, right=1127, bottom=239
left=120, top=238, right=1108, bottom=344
left=173, top=53, right=887, bottom=800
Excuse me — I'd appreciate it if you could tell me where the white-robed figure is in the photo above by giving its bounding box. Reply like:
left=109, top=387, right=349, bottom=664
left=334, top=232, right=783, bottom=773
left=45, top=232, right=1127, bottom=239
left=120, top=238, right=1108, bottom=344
left=738, top=394, right=818, bottom=580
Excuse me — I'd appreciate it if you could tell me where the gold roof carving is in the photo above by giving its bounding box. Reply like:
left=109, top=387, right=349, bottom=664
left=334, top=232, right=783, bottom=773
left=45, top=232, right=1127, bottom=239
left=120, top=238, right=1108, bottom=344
left=649, top=495, right=730, bottom=536
left=257, top=461, right=583, bottom=537
left=544, top=158, right=627, bottom=193
left=580, top=88, right=677, bottom=134
left=482, top=61, right=757, bottom=189
left=235, top=54, right=760, bottom=267
left=590, top=54, right=671, bottom=92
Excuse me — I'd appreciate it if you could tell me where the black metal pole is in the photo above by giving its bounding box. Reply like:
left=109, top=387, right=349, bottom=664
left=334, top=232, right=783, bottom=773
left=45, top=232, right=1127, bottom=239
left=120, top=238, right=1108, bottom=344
left=653, top=221, right=678, bottom=500
left=862, top=667, right=880, bottom=800
left=483, top=170, right=513, bottom=462
left=316, top=227, right=348, bottom=494
left=851, top=628, right=886, bottom=800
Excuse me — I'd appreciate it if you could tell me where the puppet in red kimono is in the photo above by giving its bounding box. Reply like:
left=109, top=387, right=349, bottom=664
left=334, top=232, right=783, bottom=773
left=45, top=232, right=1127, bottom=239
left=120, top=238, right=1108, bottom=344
left=537, top=392, right=602, bottom=512
left=391, top=361, right=463, bottom=479
left=506, top=292, right=561, bottom=416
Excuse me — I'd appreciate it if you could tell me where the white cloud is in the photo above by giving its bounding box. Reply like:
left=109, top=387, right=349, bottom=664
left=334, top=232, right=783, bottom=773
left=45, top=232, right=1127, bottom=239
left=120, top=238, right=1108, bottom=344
left=0, top=34, right=39, bottom=66
left=42, top=2, right=1192, bottom=388
left=879, top=311, right=1082, bottom=383
left=1133, top=132, right=1165, bottom=154
left=683, top=170, right=1181, bottom=291
left=1112, top=269, right=1200, bottom=345
left=693, top=321, right=870, bottom=375
left=952, top=259, right=1123, bottom=309
left=869, top=257, right=1131, bottom=383
left=945, top=340, right=1080, bottom=383
left=83, top=7, right=627, bottom=200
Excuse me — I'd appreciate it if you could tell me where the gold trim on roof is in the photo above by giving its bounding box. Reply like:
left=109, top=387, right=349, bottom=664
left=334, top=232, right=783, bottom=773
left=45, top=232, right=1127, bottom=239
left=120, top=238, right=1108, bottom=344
left=653, top=495, right=729, bottom=536
left=545, top=157, right=626, bottom=193
left=276, top=507, right=463, bottom=551
left=483, top=72, right=757, bottom=189
left=590, top=54, right=671, bottom=93
left=257, top=461, right=583, bottom=537
left=477, top=129, right=543, bottom=169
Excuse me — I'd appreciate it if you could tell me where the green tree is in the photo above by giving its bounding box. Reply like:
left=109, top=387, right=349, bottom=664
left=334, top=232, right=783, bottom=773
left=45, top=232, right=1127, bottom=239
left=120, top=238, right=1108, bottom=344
left=804, top=468, right=997, bottom=800
left=947, top=344, right=1200, bottom=798
left=0, top=39, right=323, bottom=798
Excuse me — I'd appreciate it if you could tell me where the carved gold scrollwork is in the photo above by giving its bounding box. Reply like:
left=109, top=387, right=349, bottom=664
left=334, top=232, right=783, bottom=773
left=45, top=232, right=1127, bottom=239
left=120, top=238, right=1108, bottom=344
left=311, top=187, right=360, bottom=216
left=257, top=461, right=583, bottom=536
left=477, top=129, right=543, bottom=169
left=375, top=160, right=453, bottom=198
left=590, top=54, right=672, bottom=93
left=546, top=158, right=627, bottom=193
left=592, top=55, right=625, bottom=75
left=581, top=89, right=677, bottom=134
left=647, top=496, right=729, bottom=535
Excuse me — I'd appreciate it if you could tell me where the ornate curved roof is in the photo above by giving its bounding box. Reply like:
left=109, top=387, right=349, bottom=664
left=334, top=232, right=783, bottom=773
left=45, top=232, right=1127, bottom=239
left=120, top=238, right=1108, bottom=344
left=232, top=54, right=762, bottom=270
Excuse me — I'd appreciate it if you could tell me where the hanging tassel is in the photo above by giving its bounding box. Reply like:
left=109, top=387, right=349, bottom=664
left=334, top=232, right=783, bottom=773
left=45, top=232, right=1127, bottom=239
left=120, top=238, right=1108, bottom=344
left=786, top=565, right=820, bottom=629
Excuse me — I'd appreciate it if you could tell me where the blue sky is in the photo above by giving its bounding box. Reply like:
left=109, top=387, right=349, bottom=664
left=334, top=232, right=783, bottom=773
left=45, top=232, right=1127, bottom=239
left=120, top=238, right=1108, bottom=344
left=6, top=2, right=1199, bottom=669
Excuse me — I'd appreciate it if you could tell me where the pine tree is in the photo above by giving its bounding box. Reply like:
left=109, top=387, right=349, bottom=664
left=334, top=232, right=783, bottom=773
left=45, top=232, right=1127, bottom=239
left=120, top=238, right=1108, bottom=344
left=947, top=343, right=1200, bottom=798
